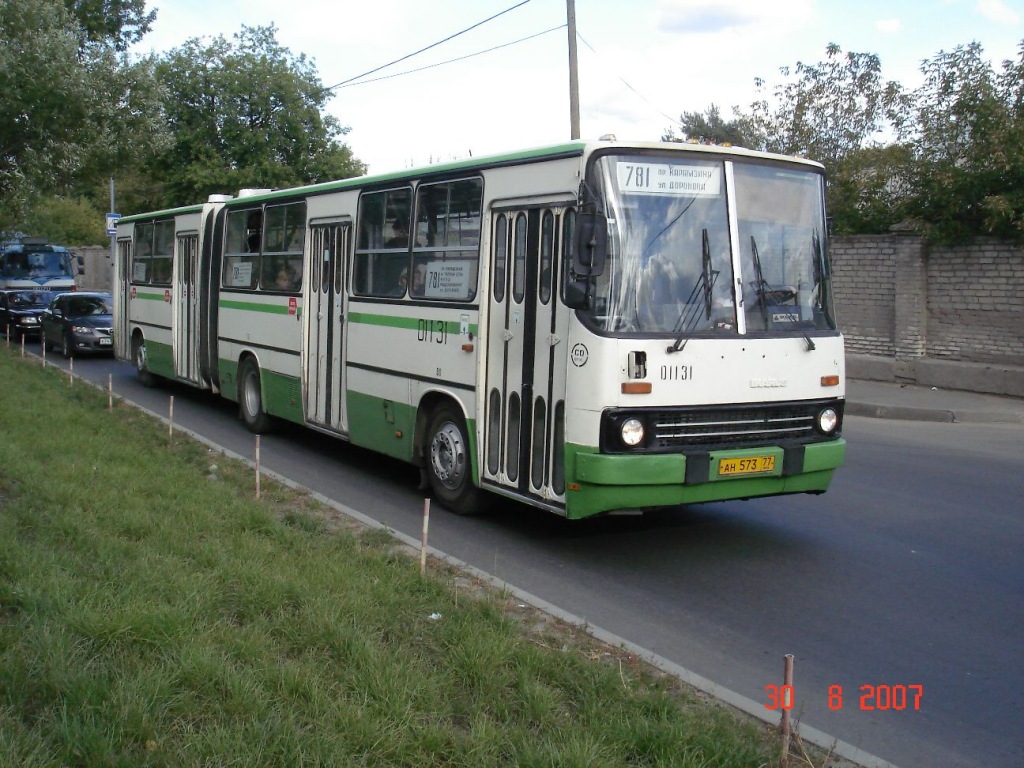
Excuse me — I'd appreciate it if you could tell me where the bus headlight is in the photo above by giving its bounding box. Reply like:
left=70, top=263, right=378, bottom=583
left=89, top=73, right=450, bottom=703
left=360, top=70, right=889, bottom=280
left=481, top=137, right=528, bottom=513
left=817, top=407, right=839, bottom=434
left=620, top=417, right=645, bottom=447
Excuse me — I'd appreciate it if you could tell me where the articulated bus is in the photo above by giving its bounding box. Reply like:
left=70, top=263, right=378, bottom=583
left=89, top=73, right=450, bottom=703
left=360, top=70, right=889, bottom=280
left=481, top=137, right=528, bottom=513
left=114, top=139, right=845, bottom=519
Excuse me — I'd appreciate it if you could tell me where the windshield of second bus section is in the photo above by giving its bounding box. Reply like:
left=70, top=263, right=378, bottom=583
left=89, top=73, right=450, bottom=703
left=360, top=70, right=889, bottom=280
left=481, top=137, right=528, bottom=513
left=732, top=163, right=836, bottom=333
left=580, top=153, right=737, bottom=336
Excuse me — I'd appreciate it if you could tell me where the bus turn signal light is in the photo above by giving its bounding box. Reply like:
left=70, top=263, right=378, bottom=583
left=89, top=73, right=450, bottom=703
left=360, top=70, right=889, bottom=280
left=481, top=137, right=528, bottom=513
left=621, top=382, right=652, bottom=394
left=820, top=375, right=840, bottom=387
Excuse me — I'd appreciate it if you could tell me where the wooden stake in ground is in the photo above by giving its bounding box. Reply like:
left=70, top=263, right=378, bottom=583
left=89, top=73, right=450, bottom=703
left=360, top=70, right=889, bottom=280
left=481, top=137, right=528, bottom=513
left=108, top=374, right=113, bottom=411
left=780, top=653, right=794, bottom=767
left=255, top=435, right=261, bottom=499
left=168, top=395, right=174, bottom=442
left=420, top=498, right=431, bottom=576
left=69, top=356, right=74, bottom=387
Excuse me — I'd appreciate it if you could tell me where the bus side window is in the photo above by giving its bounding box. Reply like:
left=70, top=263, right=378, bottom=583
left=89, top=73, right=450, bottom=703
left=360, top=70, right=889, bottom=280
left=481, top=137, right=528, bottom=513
left=223, top=208, right=261, bottom=289
left=260, top=202, right=306, bottom=292
left=355, top=187, right=412, bottom=297
left=133, top=222, right=154, bottom=283
left=411, top=177, right=482, bottom=301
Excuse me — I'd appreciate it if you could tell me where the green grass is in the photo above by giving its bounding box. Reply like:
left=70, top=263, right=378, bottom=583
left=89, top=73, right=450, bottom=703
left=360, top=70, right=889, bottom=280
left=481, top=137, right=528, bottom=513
left=0, top=348, right=804, bottom=767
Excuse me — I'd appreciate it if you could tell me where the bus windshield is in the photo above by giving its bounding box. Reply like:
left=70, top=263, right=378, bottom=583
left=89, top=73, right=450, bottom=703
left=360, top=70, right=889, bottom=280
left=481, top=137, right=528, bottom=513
left=1, top=250, right=75, bottom=282
left=578, top=153, right=836, bottom=337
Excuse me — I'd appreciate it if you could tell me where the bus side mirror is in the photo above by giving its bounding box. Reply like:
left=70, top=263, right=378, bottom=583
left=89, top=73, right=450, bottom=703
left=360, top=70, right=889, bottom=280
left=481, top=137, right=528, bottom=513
left=76, top=254, right=85, bottom=275
left=573, top=211, right=607, bottom=278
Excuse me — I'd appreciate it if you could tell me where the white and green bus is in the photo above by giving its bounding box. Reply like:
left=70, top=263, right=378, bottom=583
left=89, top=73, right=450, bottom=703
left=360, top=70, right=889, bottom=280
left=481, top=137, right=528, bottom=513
left=114, top=139, right=845, bottom=519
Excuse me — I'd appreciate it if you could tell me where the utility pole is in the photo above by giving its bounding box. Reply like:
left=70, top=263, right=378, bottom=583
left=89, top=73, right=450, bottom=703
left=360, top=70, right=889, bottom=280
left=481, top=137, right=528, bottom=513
left=566, top=0, right=580, bottom=139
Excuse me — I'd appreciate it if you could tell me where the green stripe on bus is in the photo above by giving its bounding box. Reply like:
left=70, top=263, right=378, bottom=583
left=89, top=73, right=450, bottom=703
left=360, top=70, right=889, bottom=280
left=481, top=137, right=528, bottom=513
left=348, top=312, right=478, bottom=336
left=220, top=299, right=294, bottom=315
left=134, top=291, right=167, bottom=301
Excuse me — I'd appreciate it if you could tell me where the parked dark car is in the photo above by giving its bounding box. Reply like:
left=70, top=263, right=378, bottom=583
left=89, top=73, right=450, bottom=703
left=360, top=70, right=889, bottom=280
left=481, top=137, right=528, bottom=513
left=0, top=288, right=57, bottom=339
left=42, top=291, right=114, bottom=357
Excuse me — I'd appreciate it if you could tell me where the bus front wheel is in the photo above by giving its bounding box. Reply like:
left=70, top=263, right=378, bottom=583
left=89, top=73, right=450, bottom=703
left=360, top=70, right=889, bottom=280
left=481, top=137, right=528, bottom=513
left=239, top=358, right=273, bottom=434
left=426, top=404, right=482, bottom=515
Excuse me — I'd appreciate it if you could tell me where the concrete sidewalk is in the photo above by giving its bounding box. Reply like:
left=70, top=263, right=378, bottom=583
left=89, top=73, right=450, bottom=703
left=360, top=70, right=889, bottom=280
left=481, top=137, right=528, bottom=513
left=846, top=379, right=1024, bottom=424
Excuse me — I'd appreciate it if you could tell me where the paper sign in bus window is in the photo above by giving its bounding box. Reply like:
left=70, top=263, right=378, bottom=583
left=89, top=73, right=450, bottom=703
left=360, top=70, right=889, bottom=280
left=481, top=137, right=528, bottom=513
left=423, top=261, right=473, bottom=299
left=227, top=258, right=253, bottom=287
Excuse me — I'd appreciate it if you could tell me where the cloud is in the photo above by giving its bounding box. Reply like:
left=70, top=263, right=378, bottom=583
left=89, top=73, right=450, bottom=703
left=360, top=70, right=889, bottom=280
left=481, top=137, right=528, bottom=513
left=654, top=0, right=815, bottom=34
left=975, top=0, right=1020, bottom=25
left=875, top=18, right=903, bottom=35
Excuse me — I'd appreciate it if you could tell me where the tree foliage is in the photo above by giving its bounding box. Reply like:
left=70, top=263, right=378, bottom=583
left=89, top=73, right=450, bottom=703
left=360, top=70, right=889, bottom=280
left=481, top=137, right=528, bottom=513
left=152, top=25, right=364, bottom=208
left=0, top=0, right=164, bottom=233
left=662, top=104, right=759, bottom=147
left=897, top=41, right=1024, bottom=240
left=23, top=196, right=107, bottom=245
left=65, top=0, right=155, bottom=52
left=668, top=41, right=1024, bottom=242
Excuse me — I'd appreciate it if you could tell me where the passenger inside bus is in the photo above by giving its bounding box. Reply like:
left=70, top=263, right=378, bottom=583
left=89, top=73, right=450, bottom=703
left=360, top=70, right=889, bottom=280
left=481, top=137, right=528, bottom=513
left=386, top=218, right=408, bottom=247
left=275, top=266, right=297, bottom=291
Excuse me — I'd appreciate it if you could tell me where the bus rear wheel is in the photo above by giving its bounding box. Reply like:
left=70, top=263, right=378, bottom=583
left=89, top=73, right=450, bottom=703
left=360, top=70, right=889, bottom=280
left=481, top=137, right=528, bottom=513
left=134, top=336, right=155, bottom=387
left=239, top=358, right=273, bottom=434
left=426, top=404, right=482, bottom=515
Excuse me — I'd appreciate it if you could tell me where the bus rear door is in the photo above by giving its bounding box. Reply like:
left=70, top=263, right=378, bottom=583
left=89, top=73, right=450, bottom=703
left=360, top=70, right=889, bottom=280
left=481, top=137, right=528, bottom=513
left=303, top=222, right=350, bottom=433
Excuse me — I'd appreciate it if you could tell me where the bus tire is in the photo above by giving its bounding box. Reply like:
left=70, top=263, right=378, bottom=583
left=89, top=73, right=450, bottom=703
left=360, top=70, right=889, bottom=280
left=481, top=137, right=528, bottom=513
left=133, top=336, right=155, bottom=387
left=239, top=358, right=273, bottom=434
left=426, top=404, right=482, bottom=515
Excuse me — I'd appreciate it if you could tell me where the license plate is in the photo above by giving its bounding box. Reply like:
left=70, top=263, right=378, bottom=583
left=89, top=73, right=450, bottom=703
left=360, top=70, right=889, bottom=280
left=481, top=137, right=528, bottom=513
left=718, top=455, right=776, bottom=476
left=99, top=338, right=112, bottom=345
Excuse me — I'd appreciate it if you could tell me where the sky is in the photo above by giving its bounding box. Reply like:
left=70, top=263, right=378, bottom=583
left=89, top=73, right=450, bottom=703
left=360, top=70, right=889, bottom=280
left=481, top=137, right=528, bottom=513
left=138, top=0, right=1024, bottom=175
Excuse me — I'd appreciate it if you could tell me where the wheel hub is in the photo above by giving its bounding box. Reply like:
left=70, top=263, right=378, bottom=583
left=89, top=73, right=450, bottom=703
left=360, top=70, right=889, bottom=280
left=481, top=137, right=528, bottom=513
left=430, top=422, right=466, bottom=490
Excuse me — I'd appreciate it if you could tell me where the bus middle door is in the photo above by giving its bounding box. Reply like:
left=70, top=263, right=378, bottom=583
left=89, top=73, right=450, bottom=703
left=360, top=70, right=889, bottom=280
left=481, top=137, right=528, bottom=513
left=173, top=233, right=200, bottom=384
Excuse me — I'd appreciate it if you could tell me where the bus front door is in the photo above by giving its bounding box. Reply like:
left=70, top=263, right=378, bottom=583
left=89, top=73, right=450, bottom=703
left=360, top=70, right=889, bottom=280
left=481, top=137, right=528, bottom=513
left=484, top=206, right=571, bottom=508
left=173, top=233, right=200, bottom=384
left=303, top=223, right=349, bottom=433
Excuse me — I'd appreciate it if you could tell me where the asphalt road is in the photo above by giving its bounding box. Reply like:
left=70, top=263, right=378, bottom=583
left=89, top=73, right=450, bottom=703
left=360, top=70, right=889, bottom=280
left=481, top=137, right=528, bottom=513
left=30, top=351, right=1024, bottom=768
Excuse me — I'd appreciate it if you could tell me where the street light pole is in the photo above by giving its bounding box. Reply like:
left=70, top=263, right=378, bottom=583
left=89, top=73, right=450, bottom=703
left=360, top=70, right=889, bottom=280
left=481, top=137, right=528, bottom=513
left=566, top=0, right=580, bottom=139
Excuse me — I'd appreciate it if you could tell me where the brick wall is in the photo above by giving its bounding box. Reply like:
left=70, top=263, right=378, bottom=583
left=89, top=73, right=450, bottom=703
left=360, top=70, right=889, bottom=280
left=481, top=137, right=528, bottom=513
left=831, top=234, right=1024, bottom=369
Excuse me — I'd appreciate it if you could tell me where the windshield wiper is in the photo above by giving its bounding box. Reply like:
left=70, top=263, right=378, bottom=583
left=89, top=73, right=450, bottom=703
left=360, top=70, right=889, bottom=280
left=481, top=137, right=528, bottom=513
left=667, top=229, right=717, bottom=354
left=749, top=235, right=770, bottom=330
left=750, top=235, right=815, bottom=350
left=750, top=235, right=815, bottom=351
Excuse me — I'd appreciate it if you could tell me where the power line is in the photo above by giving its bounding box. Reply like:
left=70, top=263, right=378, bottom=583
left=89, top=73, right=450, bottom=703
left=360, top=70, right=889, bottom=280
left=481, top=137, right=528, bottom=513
left=325, top=0, right=533, bottom=91
left=333, top=24, right=565, bottom=89
left=576, top=32, right=681, bottom=127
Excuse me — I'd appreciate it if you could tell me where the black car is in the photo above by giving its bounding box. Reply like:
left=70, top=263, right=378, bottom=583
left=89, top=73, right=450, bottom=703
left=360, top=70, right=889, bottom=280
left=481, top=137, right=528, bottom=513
left=41, top=291, right=114, bottom=357
left=0, top=288, right=57, bottom=340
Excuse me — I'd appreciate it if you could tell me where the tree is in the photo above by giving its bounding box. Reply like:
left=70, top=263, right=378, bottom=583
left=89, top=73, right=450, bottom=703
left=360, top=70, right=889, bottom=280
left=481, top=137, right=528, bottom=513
left=0, top=0, right=165, bottom=233
left=152, top=25, right=364, bottom=208
left=65, top=0, right=156, bottom=52
left=23, top=196, right=107, bottom=245
left=737, top=44, right=912, bottom=234
left=663, top=104, right=760, bottom=147
left=898, top=41, right=1024, bottom=240
left=746, top=43, right=907, bottom=166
